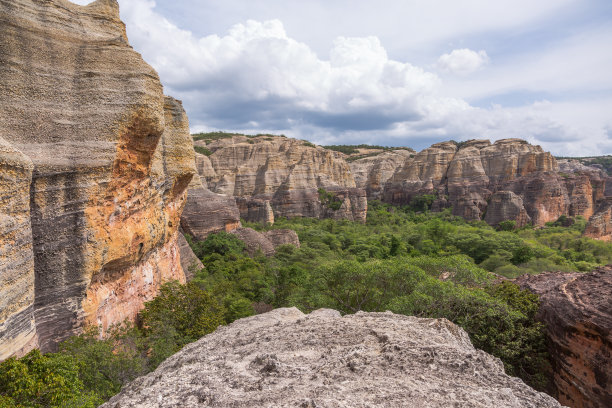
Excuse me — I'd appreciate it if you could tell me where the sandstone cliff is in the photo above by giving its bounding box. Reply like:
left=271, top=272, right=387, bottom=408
left=197, top=136, right=367, bottom=223
left=517, top=267, right=612, bottom=408
left=102, top=308, right=561, bottom=407
left=0, top=0, right=195, bottom=354
left=342, top=138, right=611, bottom=232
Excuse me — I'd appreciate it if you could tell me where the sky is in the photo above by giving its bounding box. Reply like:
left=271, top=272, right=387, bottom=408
left=71, top=0, right=612, bottom=156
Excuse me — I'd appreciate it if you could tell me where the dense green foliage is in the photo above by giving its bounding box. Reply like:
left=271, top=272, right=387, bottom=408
left=193, top=145, right=212, bottom=156
left=4, top=200, right=610, bottom=404
left=318, top=188, right=343, bottom=211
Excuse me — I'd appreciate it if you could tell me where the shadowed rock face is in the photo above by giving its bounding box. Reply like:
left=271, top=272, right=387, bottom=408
left=101, top=308, right=561, bottom=407
left=0, top=139, right=36, bottom=360
left=0, top=0, right=195, bottom=354
left=198, top=136, right=367, bottom=223
left=516, top=267, right=612, bottom=408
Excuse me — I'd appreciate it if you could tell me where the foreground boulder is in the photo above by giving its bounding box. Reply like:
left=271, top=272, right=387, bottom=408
left=102, top=308, right=560, bottom=407
left=0, top=0, right=195, bottom=354
left=517, top=266, right=612, bottom=407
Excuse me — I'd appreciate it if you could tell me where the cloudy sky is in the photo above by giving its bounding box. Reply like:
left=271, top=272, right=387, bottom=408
left=72, top=0, right=612, bottom=155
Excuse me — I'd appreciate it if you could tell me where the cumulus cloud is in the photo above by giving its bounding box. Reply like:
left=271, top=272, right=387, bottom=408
left=436, top=49, right=490, bottom=75
left=66, top=0, right=612, bottom=156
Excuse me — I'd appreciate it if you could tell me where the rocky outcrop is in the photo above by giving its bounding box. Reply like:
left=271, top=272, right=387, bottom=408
left=516, top=267, right=612, bottom=408
left=584, top=198, right=612, bottom=241
left=102, top=308, right=561, bottom=407
left=180, top=177, right=241, bottom=242
left=230, top=228, right=277, bottom=257
left=230, top=228, right=300, bottom=257
left=371, top=138, right=612, bottom=231
left=263, top=229, right=300, bottom=248
left=177, top=233, right=203, bottom=280
left=484, top=191, right=532, bottom=227
left=0, top=0, right=195, bottom=353
left=198, top=136, right=367, bottom=222
left=0, top=139, right=36, bottom=360
left=349, top=149, right=413, bottom=198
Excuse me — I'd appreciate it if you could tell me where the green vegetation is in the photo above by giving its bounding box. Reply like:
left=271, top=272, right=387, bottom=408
left=556, top=155, right=612, bottom=175
left=323, top=144, right=413, bottom=159
left=193, top=145, right=212, bottom=156
left=192, top=131, right=286, bottom=143
left=4, top=201, right=611, bottom=404
left=318, top=188, right=343, bottom=211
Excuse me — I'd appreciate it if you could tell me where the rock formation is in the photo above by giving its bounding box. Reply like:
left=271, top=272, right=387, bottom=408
left=0, top=0, right=195, bottom=354
left=0, top=139, right=36, bottom=360
left=348, top=149, right=413, bottom=199
left=347, top=138, right=611, bottom=232
left=177, top=233, right=203, bottom=281
left=584, top=198, right=612, bottom=241
left=180, top=177, right=241, bottom=242
left=197, top=136, right=367, bottom=223
left=230, top=228, right=300, bottom=257
left=516, top=266, right=612, bottom=408
left=102, top=308, right=561, bottom=407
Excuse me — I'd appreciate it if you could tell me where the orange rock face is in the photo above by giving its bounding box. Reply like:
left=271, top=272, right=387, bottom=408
left=0, top=0, right=195, bottom=354
left=517, top=267, right=612, bottom=408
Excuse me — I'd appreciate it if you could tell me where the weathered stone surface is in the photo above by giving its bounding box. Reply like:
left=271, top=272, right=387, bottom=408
left=584, top=198, right=612, bottom=241
left=516, top=267, right=612, bottom=408
left=0, top=0, right=195, bottom=352
left=377, top=138, right=612, bottom=229
left=180, top=177, right=241, bottom=242
left=484, top=191, right=532, bottom=228
left=201, top=136, right=367, bottom=222
left=177, top=232, right=203, bottom=281
left=349, top=149, right=413, bottom=198
left=0, top=138, right=36, bottom=360
left=235, top=197, right=275, bottom=225
left=505, top=172, right=570, bottom=226
left=102, top=308, right=561, bottom=408
left=230, top=228, right=276, bottom=257
left=263, top=229, right=300, bottom=248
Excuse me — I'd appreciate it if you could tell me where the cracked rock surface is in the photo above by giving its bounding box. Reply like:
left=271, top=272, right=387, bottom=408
left=102, top=308, right=562, bottom=408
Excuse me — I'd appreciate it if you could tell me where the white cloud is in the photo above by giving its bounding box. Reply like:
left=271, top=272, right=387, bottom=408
left=436, top=49, right=490, bottom=75
left=63, top=0, right=612, bottom=156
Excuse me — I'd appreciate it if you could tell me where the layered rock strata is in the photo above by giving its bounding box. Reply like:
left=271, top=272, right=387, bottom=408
left=102, top=308, right=561, bottom=407
left=349, top=138, right=611, bottom=231
left=0, top=139, right=36, bottom=360
left=517, top=267, right=612, bottom=408
left=0, top=0, right=195, bottom=353
left=180, top=177, right=241, bottom=242
left=230, top=228, right=300, bottom=257
left=197, top=136, right=367, bottom=222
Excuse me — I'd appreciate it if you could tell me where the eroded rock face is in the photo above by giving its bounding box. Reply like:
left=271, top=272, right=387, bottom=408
left=584, top=198, right=612, bottom=241
left=349, top=149, right=413, bottom=198
left=180, top=177, right=241, bottom=242
left=0, top=0, right=195, bottom=352
left=516, top=267, right=612, bottom=408
left=484, top=191, right=532, bottom=227
left=0, top=138, right=36, bottom=360
left=229, top=228, right=300, bottom=257
left=200, top=136, right=367, bottom=222
left=177, top=232, right=203, bottom=281
left=102, top=308, right=561, bottom=408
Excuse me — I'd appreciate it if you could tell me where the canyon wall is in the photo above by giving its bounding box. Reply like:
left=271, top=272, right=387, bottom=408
left=517, top=266, right=612, bottom=408
left=196, top=135, right=367, bottom=223
left=0, top=0, right=195, bottom=355
left=350, top=138, right=612, bottom=233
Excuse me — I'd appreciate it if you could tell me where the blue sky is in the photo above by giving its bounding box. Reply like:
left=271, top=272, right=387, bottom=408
left=72, top=0, right=612, bottom=155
